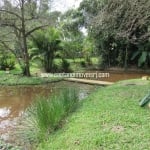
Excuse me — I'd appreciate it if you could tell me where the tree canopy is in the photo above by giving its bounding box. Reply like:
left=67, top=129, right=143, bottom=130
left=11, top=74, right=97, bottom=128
left=79, top=0, right=150, bottom=68
left=0, top=0, right=55, bottom=76
left=91, top=0, right=150, bottom=44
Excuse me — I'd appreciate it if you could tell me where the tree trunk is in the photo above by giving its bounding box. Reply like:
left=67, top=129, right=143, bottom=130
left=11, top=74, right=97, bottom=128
left=22, top=31, right=30, bottom=76
left=23, top=52, right=30, bottom=76
left=21, top=0, right=30, bottom=77
left=124, top=46, right=128, bottom=71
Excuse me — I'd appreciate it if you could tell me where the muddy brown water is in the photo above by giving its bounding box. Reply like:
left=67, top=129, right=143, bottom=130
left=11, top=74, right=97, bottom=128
left=85, top=71, right=150, bottom=82
left=0, top=81, right=96, bottom=143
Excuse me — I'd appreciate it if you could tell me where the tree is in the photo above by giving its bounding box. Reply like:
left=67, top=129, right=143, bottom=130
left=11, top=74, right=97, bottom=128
left=60, top=32, right=83, bottom=60
left=92, top=0, right=150, bottom=68
left=79, top=0, right=150, bottom=69
left=91, top=0, right=150, bottom=44
left=59, top=9, right=84, bottom=60
left=29, top=27, right=61, bottom=72
left=0, top=0, right=53, bottom=76
left=79, top=0, right=116, bottom=68
left=39, top=0, right=49, bottom=14
left=79, top=0, right=106, bottom=27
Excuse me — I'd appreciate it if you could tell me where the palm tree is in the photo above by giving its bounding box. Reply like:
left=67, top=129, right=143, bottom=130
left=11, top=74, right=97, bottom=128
left=29, top=27, right=61, bottom=72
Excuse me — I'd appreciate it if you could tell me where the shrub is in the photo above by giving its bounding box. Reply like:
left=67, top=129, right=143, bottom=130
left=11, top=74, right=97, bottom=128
left=51, top=63, right=59, bottom=73
left=17, top=88, right=78, bottom=143
left=85, top=56, right=92, bottom=66
left=98, top=55, right=106, bottom=70
left=0, top=55, right=15, bottom=70
left=80, top=61, right=86, bottom=67
left=61, top=59, right=71, bottom=72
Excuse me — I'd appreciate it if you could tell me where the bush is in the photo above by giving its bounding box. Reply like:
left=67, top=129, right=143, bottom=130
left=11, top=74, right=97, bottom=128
left=0, top=55, right=15, bottom=70
left=51, top=63, right=59, bottom=73
left=98, top=55, right=106, bottom=70
left=17, top=88, right=79, bottom=143
left=61, top=59, right=71, bottom=72
left=85, top=56, right=92, bottom=66
left=80, top=61, right=86, bottom=67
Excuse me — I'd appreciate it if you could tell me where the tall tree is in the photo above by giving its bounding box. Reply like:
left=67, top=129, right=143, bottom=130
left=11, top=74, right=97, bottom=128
left=91, top=0, right=150, bottom=44
left=79, top=0, right=150, bottom=68
left=0, top=0, right=53, bottom=76
left=59, top=9, right=84, bottom=59
left=39, top=0, right=52, bottom=14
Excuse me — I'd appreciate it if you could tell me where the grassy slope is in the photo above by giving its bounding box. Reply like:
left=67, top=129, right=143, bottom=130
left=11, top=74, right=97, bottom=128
left=37, top=79, right=150, bottom=150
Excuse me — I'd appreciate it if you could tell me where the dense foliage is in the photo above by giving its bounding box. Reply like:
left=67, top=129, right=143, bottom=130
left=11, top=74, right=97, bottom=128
left=0, top=0, right=59, bottom=76
left=0, top=52, right=15, bottom=70
left=79, top=0, right=150, bottom=69
left=0, top=0, right=150, bottom=74
left=29, top=27, right=61, bottom=72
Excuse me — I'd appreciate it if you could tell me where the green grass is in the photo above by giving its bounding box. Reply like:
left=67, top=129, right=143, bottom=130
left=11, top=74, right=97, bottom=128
left=0, top=60, right=63, bottom=85
left=0, top=72, right=62, bottom=85
left=17, top=88, right=79, bottom=145
left=37, top=79, right=150, bottom=150
left=0, top=139, right=20, bottom=150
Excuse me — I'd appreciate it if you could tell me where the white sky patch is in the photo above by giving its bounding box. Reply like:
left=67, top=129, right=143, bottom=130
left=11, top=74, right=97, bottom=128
left=80, top=27, right=87, bottom=36
left=0, top=0, right=82, bottom=13
left=52, top=0, right=82, bottom=12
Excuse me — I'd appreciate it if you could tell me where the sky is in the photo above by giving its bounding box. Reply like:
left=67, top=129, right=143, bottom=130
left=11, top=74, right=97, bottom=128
left=0, top=0, right=83, bottom=13
left=52, top=0, right=83, bottom=12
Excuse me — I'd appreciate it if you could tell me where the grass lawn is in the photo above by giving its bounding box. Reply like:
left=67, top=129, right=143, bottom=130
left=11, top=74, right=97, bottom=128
left=37, top=79, right=150, bottom=150
left=0, top=61, right=63, bottom=85
left=0, top=71, right=62, bottom=85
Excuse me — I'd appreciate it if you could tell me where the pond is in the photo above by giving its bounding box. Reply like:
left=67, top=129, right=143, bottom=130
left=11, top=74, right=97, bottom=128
left=86, top=70, right=150, bottom=82
left=0, top=81, right=97, bottom=143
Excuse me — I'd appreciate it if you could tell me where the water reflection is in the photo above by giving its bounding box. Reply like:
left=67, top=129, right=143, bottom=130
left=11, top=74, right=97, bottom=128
left=0, top=108, right=11, bottom=118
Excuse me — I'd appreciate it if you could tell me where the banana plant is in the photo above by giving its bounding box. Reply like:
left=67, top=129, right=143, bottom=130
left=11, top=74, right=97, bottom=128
left=131, top=43, right=150, bottom=67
